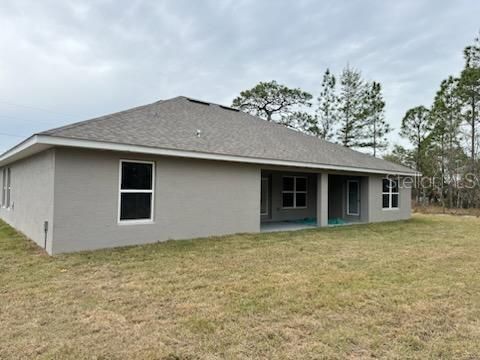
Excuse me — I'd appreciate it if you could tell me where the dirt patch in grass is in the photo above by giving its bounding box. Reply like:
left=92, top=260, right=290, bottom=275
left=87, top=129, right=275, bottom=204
left=1, top=214, right=480, bottom=359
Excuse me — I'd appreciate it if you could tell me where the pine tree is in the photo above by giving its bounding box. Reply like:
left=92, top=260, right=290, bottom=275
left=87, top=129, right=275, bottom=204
left=362, top=82, right=391, bottom=156
left=458, top=33, right=480, bottom=207
left=400, top=105, right=433, bottom=172
left=400, top=106, right=434, bottom=205
left=283, top=111, right=318, bottom=134
left=383, top=145, right=415, bottom=169
left=464, top=31, right=480, bottom=68
left=336, top=66, right=367, bottom=147
left=231, top=80, right=312, bottom=125
left=458, top=66, right=480, bottom=167
left=316, top=69, right=337, bottom=140
left=430, top=76, right=464, bottom=208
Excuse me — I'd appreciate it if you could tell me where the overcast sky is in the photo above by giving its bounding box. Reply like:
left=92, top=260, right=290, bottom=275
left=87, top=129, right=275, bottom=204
left=0, top=0, right=479, bottom=154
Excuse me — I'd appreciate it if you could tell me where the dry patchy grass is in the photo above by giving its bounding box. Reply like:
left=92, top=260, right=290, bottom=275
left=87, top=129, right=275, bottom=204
left=1, top=215, right=480, bottom=359
left=414, top=205, right=480, bottom=217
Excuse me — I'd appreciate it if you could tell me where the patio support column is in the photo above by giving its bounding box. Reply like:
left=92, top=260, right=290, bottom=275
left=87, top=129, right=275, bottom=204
left=360, top=176, right=370, bottom=223
left=317, top=173, right=328, bottom=227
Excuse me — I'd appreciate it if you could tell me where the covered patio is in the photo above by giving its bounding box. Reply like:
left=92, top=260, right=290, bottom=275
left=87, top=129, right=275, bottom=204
left=260, top=170, right=368, bottom=231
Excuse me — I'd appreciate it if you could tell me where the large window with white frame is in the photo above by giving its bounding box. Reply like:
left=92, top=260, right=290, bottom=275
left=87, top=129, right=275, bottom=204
left=118, top=160, right=155, bottom=223
left=382, top=178, right=399, bottom=209
left=282, top=176, right=307, bottom=209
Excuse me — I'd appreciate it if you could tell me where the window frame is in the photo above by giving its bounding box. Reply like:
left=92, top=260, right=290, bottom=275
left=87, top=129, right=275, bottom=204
left=281, top=176, right=307, bottom=209
left=6, top=167, right=10, bottom=209
left=1, top=168, right=6, bottom=208
left=346, top=179, right=360, bottom=216
left=382, top=178, right=400, bottom=210
left=118, top=159, right=155, bottom=225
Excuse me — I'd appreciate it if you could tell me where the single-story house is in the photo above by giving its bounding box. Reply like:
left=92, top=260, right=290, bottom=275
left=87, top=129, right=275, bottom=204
left=0, top=96, right=416, bottom=254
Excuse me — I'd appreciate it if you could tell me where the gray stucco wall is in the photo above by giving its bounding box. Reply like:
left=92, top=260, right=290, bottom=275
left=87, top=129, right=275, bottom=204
left=0, top=146, right=412, bottom=255
left=367, top=175, right=412, bottom=222
left=260, top=170, right=316, bottom=223
left=0, top=149, right=55, bottom=252
left=52, top=148, right=260, bottom=254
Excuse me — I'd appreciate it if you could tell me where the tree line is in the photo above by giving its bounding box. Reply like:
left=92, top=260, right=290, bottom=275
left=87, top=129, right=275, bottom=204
left=231, top=66, right=391, bottom=157
left=231, top=32, right=480, bottom=210
left=385, top=33, right=480, bottom=209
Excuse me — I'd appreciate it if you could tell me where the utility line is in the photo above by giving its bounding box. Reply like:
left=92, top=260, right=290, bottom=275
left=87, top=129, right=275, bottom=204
left=0, top=99, right=80, bottom=118
left=0, top=114, right=62, bottom=124
left=0, top=132, right=28, bottom=138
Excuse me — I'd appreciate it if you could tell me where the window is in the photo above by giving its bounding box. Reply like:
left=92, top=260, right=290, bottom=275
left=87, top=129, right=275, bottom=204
left=282, top=176, right=307, bottom=208
left=1, top=168, right=5, bottom=207
left=2, top=168, right=11, bottom=208
left=382, top=178, right=399, bottom=210
left=6, top=168, right=10, bottom=208
left=118, top=160, right=154, bottom=223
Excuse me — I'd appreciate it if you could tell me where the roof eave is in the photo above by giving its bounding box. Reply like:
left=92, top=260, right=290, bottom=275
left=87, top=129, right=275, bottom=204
left=0, top=134, right=418, bottom=176
left=0, top=135, right=54, bottom=166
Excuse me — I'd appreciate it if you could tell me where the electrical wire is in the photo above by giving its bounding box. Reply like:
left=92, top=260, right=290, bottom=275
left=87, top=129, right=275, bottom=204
left=0, top=99, right=80, bottom=117
left=0, top=114, right=61, bottom=124
left=0, top=132, right=27, bottom=138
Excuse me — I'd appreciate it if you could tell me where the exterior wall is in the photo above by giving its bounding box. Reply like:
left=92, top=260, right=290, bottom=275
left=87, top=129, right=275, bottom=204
left=52, top=148, right=260, bottom=254
left=260, top=170, right=316, bottom=223
left=0, top=149, right=55, bottom=252
left=367, top=175, right=412, bottom=222
left=0, top=146, right=413, bottom=255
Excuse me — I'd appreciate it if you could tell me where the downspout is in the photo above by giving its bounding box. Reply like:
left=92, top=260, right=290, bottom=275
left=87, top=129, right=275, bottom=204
left=44, top=221, right=48, bottom=250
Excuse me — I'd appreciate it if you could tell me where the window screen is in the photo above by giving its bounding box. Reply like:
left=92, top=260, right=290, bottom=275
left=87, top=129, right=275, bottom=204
left=296, top=193, right=307, bottom=208
left=282, top=192, right=294, bottom=208
left=282, top=177, right=294, bottom=191
left=120, top=193, right=152, bottom=220
left=121, top=162, right=152, bottom=190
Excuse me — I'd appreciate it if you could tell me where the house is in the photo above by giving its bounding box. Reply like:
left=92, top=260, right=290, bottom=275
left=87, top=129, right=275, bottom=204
left=0, top=96, right=416, bottom=254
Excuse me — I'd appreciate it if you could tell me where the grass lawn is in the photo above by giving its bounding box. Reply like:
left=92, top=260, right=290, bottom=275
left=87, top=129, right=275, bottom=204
left=1, top=215, right=480, bottom=359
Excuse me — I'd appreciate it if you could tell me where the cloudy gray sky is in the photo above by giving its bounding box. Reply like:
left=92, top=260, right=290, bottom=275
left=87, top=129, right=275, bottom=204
left=0, top=0, right=479, bottom=153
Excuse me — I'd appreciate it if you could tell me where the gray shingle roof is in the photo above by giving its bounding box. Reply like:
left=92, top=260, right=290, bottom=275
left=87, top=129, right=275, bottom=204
left=40, top=96, right=415, bottom=174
